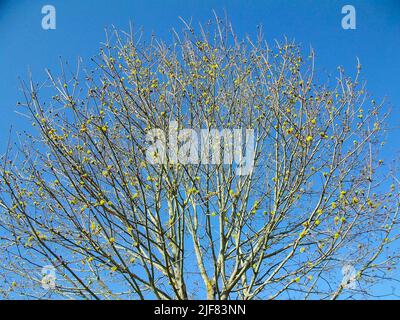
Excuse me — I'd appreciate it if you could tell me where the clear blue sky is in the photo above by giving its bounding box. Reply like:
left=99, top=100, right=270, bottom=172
left=1, top=0, right=399, bottom=147
left=0, top=0, right=399, bottom=298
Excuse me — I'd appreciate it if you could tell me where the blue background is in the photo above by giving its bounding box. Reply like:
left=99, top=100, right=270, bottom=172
left=0, top=0, right=399, bottom=297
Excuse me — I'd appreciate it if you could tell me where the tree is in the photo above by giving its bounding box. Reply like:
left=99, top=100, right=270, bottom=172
left=1, top=17, right=399, bottom=300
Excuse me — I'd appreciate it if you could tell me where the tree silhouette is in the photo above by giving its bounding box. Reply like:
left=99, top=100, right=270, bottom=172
left=1, top=17, right=399, bottom=300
